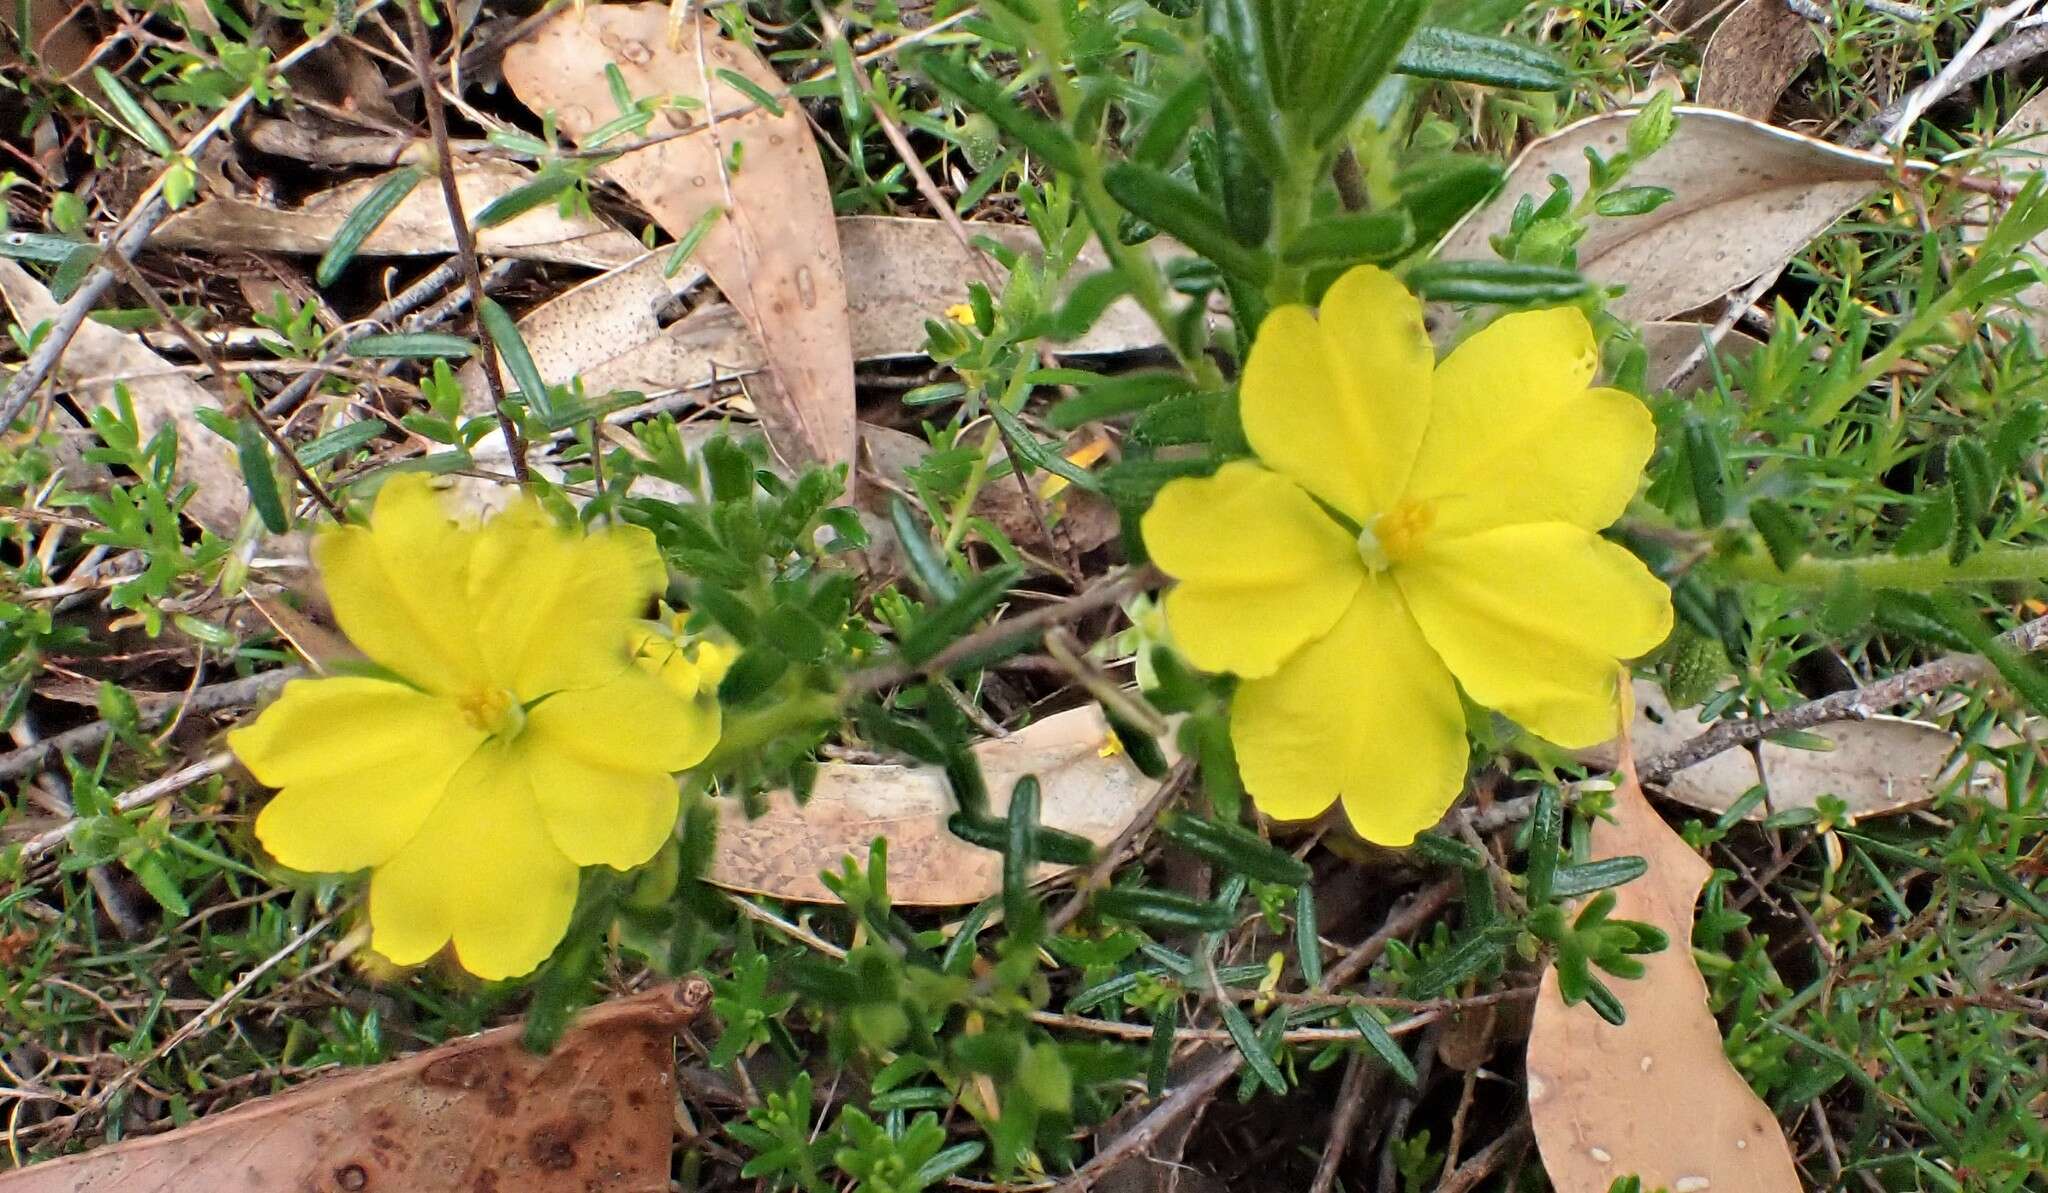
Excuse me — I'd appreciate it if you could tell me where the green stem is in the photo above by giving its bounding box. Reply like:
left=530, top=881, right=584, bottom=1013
left=1266, top=152, right=1320, bottom=306
left=1717, top=543, right=2048, bottom=589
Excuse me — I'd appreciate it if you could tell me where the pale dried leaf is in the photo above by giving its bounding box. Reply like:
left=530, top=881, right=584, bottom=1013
left=1527, top=747, right=1800, bottom=1193
left=1697, top=0, right=1820, bottom=120
left=1580, top=679, right=2002, bottom=822
left=0, top=983, right=705, bottom=1193
left=455, top=216, right=1176, bottom=415
left=1438, top=107, right=1919, bottom=321
left=0, top=259, right=245, bottom=534
left=502, top=3, right=857, bottom=483
left=1974, top=92, right=2048, bottom=341
left=706, top=706, right=1166, bottom=905
left=1640, top=320, right=1764, bottom=393
left=153, top=160, right=642, bottom=269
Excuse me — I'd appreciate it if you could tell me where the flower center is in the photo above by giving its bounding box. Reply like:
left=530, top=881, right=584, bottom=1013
left=456, top=686, right=526, bottom=739
left=1357, top=499, right=1436, bottom=573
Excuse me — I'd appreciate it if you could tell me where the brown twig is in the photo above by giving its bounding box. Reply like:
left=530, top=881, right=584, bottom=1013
left=401, top=2, right=528, bottom=483
left=844, top=565, right=1164, bottom=695
left=1308, top=1051, right=1378, bottom=1193
left=103, top=256, right=346, bottom=521
left=1432, top=1112, right=1533, bottom=1193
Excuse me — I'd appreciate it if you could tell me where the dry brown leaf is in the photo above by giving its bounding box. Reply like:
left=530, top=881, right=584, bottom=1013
left=153, top=159, right=642, bottom=269
left=707, top=705, right=1167, bottom=904
left=1526, top=746, right=1800, bottom=1193
left=1639, top=320, right=1764, bottom=394
left=0, top=982, right=706, bottom=1193
left=455, top=216, right=1175, bottom=415
left=0, top=259, right=245, bottom=534
left=1438, top=107, right=1919, bottom=321
left=502, top=4, right=857, bottom=485
left=1579, top=679, right=2001, bottom=823
left=1696, top=0, right=1820, bottom=121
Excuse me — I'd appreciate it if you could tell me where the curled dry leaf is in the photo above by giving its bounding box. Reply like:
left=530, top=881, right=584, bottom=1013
left=502, top=3, right=857, bottom=486
left=1696, top=0, right=1821, bottom=121
left=153, top=159, right=642, bottom=270
left=0, top=982, right=707, bottom=1193
left=1581, top=679, right=2004, bottom=823
left=1438, top=106, right=1922, bottom=321
left=1639, top=320, right=1764, bottom=394
left=0, top=259, right=246, bottom=534
left=1526, top=746, right=1801, bottom=1193
left=706, top=705, right=1168, bottom=905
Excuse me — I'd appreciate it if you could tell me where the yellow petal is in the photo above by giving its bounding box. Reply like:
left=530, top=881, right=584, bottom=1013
left=1240, top=266, right=1434, bottom=521
left=1404, top=307, right=1653, bottom=535
left=519, top=670, right=715, bottom=867
left=312, top=476, right=485, bottom=691
left=1141, top=461, right=1363, bottom=678
left=1232, top=577, right=1468, bottom=845
left=233, top=677, right=479, bottom=872
left=467, top=501, right=666, bottom=697
left=1397, top=522, right=1673, bottom=748
left=366, top=742, right=580, bottom=979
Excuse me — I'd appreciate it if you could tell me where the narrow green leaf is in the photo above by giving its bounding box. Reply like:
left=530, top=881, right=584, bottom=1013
left=914, top=53, right=1084, bottom=176
left=473, top=169, right=577, bottom=229
left=1047, top=371, right=1193, bottom=428
left=1161, top=814, right=1312, bottom=885
left=295, top=420, right=386, bottom=467
left=478, top=296, right=556, bottom=421
left=1280, top=209, right=1414, bottom=266
left=1132, top=73, right=1209, bottom=166
left=92, top=67, right=176, bottom=156
left=316, top=167, right=425, bottom=287
left=1525, top=786, right=1561, bottom=905
left=233, top=418, right=290, bottom=534
left=889, top=496, right=957, bottom=600
left=1310, top=0, right=1429, bottom=149
left=1103, top=164, right=1273, bottom=284
left=986, top=400, right=1100, bottom=491
left=1295, top=883, right=1322, bottom=989
left=899, top=563, right=1025, bottom=665
left=1394, top=26, right=1570, bottom=91
left=1345, top=1007, right=1419, bottom=1086
left=1406, top=258, right=1587, bottom=303
left=1003, top=776, right=1042, bottom=930
left=715, top=67, right=785, bottom=116
left=1091, top=887, right=1238, bottom=931
left=1219, top=1001, right=1287, bottom=1094
left=346, top=332, right=477, bottom=359
left=1549, top=855, right=1648, bottom=899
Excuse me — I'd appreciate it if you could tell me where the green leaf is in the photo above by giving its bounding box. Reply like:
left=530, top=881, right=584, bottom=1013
left=296, top=420, right=385, bottom=467
left=478, top=296, right=556, bottom=422
left=1406, top=259, right=1587, bottom=303
left=665, top=204, right=726, bottom=277
left=914, top=53, right=1084, bottom=176
left=1047, top=371, right=1194, bottom=428
left=898, top=563, right=1026, bottom=665
left=1295, top=883, right=1323, bottom=988
left=1219, top=1001, right=1286, bottom=1094
left=92, top=67, right=176, bottom=156
left=1160, top=813, right=1311, bottom=885
left=473, top=169, right=577, bottom=228
left=233, top=418, right=290, bottom=534
left=1003, top=776, right=1042, bottom=930
left=1525, top=787, right=1562, bottom=905
left=346, top=332, right=477, bottom=358
left=1549, top=856, right=1648, bottom=899
left=987, top=401, right=1101, bottom=491
left=1395, top=26, right=1570, bottom=90
left=1091, top=887, right=1238, bottom=931
left=889, top=496, right=958, bottom=600
left=1308, top=0, right=1429, bottom=149
left=1345, top=1006, right=1419, bottom=1086
left=1280, top=209, right=1413, bottom=266
left=1042, top=269, right=1131, bottom=341
left=1103, top=164, right=1273, bottom=284
left=715, top=67, right=785, bottom=116
left=1406, top=923, right=1514, bottom=997
left=1132, top=73, right=1210, bottom=166
left=316, top=167, right=425, bottom=288
left=1681, top=416, right=1727, bottom=527
left=1594, top=185, right=1676, bottom=218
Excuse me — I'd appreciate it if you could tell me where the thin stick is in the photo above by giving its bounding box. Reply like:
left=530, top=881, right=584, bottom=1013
left=402, top=2, right=529, bottom=482
left=19, top=752, right=236, bottom=862
left=1433, top=1113, right=1533, bottom=1193
left=1849, top=26, right=2048, bottom=147
left=1307, top=1051, right=1376, bottom=1193
left=845, top=566, right=1163, bottom=696
left=1879, top=0, right=2041, bottom=147
left=0, top=669, right=297, bottom=783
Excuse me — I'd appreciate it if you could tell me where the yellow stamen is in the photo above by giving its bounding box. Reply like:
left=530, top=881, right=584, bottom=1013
left=456, top=686, right=526, bottom=739
left=1358, top=499, right=1436, bottom=572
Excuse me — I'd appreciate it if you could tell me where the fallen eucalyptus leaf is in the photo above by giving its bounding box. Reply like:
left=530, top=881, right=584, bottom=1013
left=1639, top=320, right=1764, bottom=394
left=1438, top=106, right=1922, bottom=321
left=706, top=705, right=1166, bottom=905
left=1579, top=679, right=2000, bottom=822
left=502, top=3, right=857, bottom=485
left=153, top=159, right=642, bottom=270
left=1696, top=0, right=1820, bottom=121
left=1527, top=746, right=1801, bottom=1192
left=0, top=259, right=246, bottom=534
left=0, top=982, right=706, bottom=1193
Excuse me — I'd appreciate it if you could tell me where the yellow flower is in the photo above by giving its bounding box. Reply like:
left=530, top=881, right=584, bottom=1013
left=1140, top=266, right=1672, bottom=844
left=229, top=477, right=719, bottom=980
left=946, top=302, right=977, bottom=325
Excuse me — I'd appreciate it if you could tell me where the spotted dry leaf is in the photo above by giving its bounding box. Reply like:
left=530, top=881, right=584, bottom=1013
left=0, top=983, right=706, bottom=1193
left=1526, top=746, right=1800, bottom=1192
